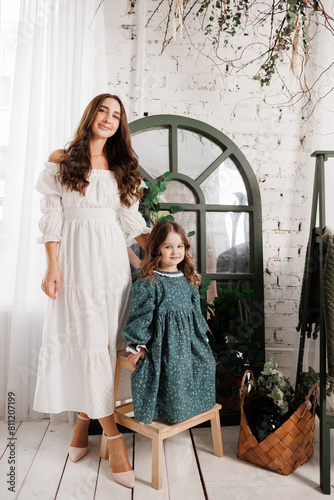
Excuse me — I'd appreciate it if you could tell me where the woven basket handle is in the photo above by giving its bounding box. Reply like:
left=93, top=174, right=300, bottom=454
left=302, top=382, right=319, bottom=416
left=239, top=369, right=256, bottom=405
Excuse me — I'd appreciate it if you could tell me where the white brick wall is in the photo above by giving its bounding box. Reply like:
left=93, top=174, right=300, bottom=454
left=103, top=1, right=334, bottom=377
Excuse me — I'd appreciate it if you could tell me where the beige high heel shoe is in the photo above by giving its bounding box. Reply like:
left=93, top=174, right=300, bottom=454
left=104, top=433, right=135, bottom=488
left=68, top=414, right=90, bottom=462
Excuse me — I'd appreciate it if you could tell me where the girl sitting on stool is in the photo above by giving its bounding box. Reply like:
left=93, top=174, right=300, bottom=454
left=123, top=220, right=216, bottom=424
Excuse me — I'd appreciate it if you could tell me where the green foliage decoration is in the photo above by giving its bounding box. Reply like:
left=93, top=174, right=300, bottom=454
left=140, top=171, right=196, bottom=240
left=141, top=171, right=185, bottom=225
left=204, top=288, right=265, bottom=399
left=246, top=357, right=319, bottom=414
left=196, top=0, right=318, bottom=87
left=146, top=0, right=332, bottom=102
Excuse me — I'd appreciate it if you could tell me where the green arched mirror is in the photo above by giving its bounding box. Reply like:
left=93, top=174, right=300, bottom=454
left=130, top=115, right=265, bottom=395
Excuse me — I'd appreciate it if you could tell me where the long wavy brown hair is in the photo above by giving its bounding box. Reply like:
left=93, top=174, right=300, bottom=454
left=139, top=220, right=201, bottom=287
left=55, top=93, right=142, bottom=207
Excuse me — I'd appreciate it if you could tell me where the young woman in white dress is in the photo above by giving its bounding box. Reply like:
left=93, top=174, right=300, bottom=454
left=34, top=94, right=150, bottom=488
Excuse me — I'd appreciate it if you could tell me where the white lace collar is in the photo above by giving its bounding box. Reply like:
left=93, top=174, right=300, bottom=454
left=154, top=270, right=184, bottom=278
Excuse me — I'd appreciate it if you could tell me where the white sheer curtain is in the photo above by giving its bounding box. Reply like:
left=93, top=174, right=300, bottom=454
left=0, top=0, right=107, bottom=421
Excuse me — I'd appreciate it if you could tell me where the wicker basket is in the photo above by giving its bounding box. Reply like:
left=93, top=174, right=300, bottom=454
left=237, top=370, right=318, bottom=475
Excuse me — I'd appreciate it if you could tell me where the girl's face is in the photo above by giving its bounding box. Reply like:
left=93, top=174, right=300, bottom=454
left=91, top=98, right=121, bottom=140
left=158, top=231, right=185, bottom=272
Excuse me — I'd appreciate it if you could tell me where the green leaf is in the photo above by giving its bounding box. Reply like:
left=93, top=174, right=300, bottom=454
left=157, top=214, right=174, bottom=223
left=145, top=193, right=153, bottom=204
left=163, top=171, right=172, bottom=181
left=219, top=354, right=230, bottom=365
left=238, top=344, right=248, bottom=354
left=248, top=352, right=255, bottom=362
left=187, top=231, right=195, bottom=237
left=170, top=205, right=184, bottom=214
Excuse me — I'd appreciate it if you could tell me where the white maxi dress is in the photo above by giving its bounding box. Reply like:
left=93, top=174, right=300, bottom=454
left=33, top=162, right=150, bottom=419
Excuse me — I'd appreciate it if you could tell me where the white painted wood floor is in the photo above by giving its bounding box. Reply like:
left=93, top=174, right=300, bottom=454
left=0, top=418, right=332, bottom=500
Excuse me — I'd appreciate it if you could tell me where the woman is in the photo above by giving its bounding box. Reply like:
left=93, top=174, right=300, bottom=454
left=33, top=93, right=150, bottom=488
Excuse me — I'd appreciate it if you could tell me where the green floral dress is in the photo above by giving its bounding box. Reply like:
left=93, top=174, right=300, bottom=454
left=122, top=270, right=216, bottom=424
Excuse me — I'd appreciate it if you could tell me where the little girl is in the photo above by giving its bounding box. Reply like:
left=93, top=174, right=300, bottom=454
left=122, top=220, right=216, bottom=424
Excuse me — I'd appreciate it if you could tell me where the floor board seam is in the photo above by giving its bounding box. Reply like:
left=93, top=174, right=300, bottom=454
left=189, top=429, right=209, bottom=500
left=93, top=457, right=101, bottom=500
left=162, top=440, right=171, bottom=500
left=54, top=453, right=69, bottom=500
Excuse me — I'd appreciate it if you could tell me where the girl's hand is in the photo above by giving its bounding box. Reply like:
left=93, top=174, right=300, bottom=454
left=127, top=348, right=146, bottom=368
left=41, top=265, right=60, bottom=300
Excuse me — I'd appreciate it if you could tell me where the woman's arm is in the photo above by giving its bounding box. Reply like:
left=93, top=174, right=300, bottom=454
left=127, top=247, right=141, bottom=269
left=134, top=232, right=150, bottom=250
left=41, top=241, right=60, bottom=300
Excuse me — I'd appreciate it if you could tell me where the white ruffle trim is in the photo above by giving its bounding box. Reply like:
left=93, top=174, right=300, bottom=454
left=153, top=270, right=184, bottom=277
left=124, top=226, right=151, bottom=247
left=125, top=344, right=147, bottom=354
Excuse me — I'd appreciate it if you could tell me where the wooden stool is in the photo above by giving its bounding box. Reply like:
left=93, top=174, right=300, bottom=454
left=100, top=350, right=224, bottom=490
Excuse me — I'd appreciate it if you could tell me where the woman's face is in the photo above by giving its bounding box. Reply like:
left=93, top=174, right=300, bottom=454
left=91, top=97, right=121, bottom=140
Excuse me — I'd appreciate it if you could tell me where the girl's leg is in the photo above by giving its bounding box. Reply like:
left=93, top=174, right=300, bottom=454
left=99, top=414, right=132, bottom=473
left=70, top=412, right=90, bottom=448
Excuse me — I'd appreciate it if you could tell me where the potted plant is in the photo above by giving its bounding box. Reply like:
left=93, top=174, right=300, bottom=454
left=245, top=358, right=319, bottom=442
left=203, top=288, right=265, bottom=412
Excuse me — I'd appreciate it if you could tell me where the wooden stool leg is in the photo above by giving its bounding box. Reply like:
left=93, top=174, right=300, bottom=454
left=211, top=410, right=224, bottom=457
left=100, top=433, right=109, bottom=460
left=151, top=434, right=163, bottom=490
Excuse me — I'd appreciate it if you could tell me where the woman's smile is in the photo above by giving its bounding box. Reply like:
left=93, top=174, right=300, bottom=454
left=98, top=123, right=111, bottom=131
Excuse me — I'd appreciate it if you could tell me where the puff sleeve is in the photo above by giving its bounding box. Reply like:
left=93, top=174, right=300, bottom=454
left=122, top=278, right=156, bottom=352
left=117, top=199, right=151, bottom=246
left=35, top=162, right=63, bottom=244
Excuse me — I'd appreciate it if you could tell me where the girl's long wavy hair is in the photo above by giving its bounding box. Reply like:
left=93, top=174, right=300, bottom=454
left=55, top=93, right=142, bottom=207
left=139, top=220, right=201, bottom=287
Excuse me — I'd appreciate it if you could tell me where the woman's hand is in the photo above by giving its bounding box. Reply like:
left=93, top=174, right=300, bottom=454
left=41, top=264, right=60, bottom=300
left=127, top=247, right=142, bottom=269
left=127, top=348, right=146, bottom=368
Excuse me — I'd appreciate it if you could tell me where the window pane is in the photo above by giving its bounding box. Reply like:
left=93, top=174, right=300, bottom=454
left=206, top=212, right=250, bottom=273
left=178, top=128, right=223, bottom=179
left=200, top=156, right=248, bottom=205
left=173, top=211, right=198, bottom=269
left=132, top=128, right=169, bottom=179
left=207, top=279, right=253, bottom=301
left=160, top=180, right=196, bottom=204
